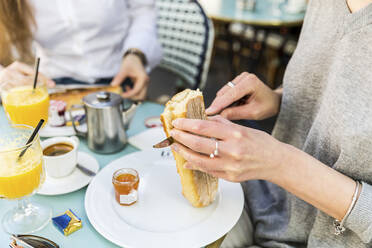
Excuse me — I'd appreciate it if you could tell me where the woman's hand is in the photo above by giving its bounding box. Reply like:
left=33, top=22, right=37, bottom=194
left=170, top=115, right=286, bottom=182
left=0, top=61, right=55, bottom=91
left=170, top=116, right=359, bottom=222
left=111, top=54, right=149, bottom=101
left=206, top=72, right=282, bottom=121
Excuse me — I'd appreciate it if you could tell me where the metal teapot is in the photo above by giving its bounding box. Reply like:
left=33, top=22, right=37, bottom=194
left=70, top=91, right=138, bottom=154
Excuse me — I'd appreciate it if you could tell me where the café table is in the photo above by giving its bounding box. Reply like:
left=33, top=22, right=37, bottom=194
left=198, top=0, right=305, bottom=27
left=0, top=102, right=165, bottom=247
left=199, top=0, right=306, bottom=79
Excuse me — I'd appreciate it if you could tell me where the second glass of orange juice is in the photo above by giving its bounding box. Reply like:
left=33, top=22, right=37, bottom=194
left=2, top=83, right=49, bottom=128
left=0, top=124, right=51, bottom=234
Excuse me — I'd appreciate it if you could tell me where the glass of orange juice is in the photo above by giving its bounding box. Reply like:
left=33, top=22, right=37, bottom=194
left=1, top=82, right=49, bottom=128
left=0, top=124, right=51, bottom=234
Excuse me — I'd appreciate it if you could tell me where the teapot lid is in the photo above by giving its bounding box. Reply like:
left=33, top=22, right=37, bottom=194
left=83, top=91, right=122, bottom=109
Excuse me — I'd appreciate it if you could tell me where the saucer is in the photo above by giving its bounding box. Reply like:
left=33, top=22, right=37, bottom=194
left=37, top=152, right=99, bottom=196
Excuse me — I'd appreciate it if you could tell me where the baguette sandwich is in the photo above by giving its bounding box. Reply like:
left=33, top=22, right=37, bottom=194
left=161, top=89, right=218, bottom=207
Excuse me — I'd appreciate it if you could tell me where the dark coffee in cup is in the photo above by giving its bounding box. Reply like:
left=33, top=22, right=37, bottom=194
left=43, top=143, right=73, bottom=156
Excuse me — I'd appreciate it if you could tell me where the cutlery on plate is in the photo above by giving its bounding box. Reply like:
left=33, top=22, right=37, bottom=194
left=153, top=136, right=174, bottom=148
left=76, top=163, right=96, bottom=177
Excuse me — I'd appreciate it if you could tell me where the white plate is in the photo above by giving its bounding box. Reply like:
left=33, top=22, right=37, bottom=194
left=37, top=152, right=99, bottom=195
left=85, top=150, right=244, bottom=248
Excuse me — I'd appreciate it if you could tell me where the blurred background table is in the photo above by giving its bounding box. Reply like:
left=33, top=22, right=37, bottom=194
left=198, top=0, right=305, bottom=88
left=0, top=102, right=164, bottom=247
left=199, top=0, right=304, bottom=27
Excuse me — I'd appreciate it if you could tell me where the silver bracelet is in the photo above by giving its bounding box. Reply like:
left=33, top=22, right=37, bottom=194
left=333, top=181, right=360, bottom=235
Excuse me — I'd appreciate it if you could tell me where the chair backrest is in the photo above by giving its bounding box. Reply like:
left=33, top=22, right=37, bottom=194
left=156, top=0, right=214, bottom=90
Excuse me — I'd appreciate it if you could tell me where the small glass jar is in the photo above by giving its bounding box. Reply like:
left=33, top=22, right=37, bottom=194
left=112, top=168, right=139, bottom=206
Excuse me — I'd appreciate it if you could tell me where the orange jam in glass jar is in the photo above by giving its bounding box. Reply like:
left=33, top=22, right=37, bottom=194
left=112, top=168, right=139, bottom=206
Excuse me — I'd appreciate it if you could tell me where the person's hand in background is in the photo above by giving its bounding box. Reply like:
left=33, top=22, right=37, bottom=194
left=111, top=53, right=149, bottom=101
left=206, top=72, right=282, bottom=121
left=0, top=61, right=55, bottom=91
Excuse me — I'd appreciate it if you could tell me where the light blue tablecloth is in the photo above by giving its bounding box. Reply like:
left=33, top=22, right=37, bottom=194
left=199, top=0, right=305, bottom=26
left=0, top=102, right=164, bottom=247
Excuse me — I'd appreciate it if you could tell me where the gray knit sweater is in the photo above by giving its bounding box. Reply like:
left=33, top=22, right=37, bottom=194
left=243, top=0, right=372, bottom=247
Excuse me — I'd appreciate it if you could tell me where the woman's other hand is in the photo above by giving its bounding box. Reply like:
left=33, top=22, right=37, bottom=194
left=0, top=61, right=55, bottom=91
left=170, top=115, right=286, bottom=182
left=206, top=72, right=282, bottom=121
left=111, top=54, right=149, bottom=101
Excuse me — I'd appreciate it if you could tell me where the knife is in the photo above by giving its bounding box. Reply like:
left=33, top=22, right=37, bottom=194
left=48, top=84, right=111, bottom=94
left=152, top=95, right=250, bottom=148
left=153, top=136, right=174, bottom=148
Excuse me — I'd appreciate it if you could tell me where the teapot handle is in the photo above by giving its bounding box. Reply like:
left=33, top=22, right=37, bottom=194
left=121, top=100, right=141, bottom=130
left=69, top=104, right=87, bottom=138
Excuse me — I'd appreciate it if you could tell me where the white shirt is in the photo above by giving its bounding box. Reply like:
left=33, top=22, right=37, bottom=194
left=31, top=0, right=162, bottom=83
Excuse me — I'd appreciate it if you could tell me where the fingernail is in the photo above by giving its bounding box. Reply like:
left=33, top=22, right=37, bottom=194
left=172, top=119, right=179, bottom=127
left=206, top=107, right=215, bottom=114
left=171, top=143, right=179, bottom=152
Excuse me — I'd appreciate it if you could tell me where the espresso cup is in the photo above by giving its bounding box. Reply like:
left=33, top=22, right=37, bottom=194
left=41, top=136, right=79, bottom=178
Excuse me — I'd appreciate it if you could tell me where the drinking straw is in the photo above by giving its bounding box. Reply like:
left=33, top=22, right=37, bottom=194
left=18, top=119, right=44, bottom=160
left=32, top=57, right=40, bottom=91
